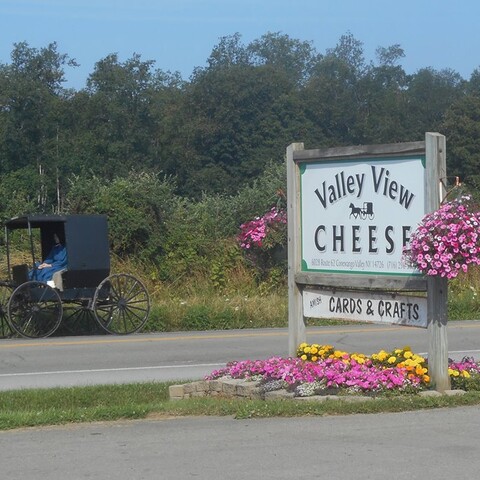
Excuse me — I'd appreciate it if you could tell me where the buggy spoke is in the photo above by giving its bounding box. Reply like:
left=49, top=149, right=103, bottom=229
left=7, top=282, right=63, bottom=338
left=60, top=303, right=99, bottom=335
left=93, top=274, right=150, bottom=334
left=0, top=284, right=14, bottom=338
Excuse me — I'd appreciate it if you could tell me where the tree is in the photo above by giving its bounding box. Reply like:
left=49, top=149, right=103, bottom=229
left=375, top=44, right=405, bottom=67
left=302, top=33, right=367, bottom=146
left=406, top=67, right=465, bottom=135
left=205, top=32, right=251, bottom=70
left=173, top=62, right=301, bottom=196
left=248, top=32, right=321, bottom=86
left=326, top=32, right=366, bottom=75
left=467, top=68, right=480, bottom=96
left=64, top=53, right=184, bottom=179
left=442, top=94, right=480, bottom=185
left=355, top=45, right=410, bottom=143
left=0, top=42, right=77, bottom=211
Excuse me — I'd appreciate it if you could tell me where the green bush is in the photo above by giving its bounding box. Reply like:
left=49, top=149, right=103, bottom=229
left=450, top=374, right=480, bottom=391
left=448, top=269, right=480, bottom=320
left=65, top=171, right=177, bottom=262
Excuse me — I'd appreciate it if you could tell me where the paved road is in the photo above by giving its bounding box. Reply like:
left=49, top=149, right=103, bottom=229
left=1, top=321, right=480, bottom=390
left=1, top=407, right=479, bottom=479
left=1, top=324, right=480, bottom=479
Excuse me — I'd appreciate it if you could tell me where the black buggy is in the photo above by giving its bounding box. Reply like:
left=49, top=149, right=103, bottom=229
left=0, top=214, right=150, bottom=339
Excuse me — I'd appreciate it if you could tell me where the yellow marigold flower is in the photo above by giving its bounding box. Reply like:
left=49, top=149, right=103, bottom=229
left=319, top=349, right=325, bottom=356
left=423, top=375, right=430, bottom=383
left=394, top=349, right=402, bottom=354
left=403, top=351, right=413, bottom=359
left=310, top=346, right=318, bottom=355
left=311, top=356, right=318, bottom=362
left=301, top=354, right=307, bottom=361
left=462, top=370, right=471, bottom=378
left=303, top=347, right=311, bottom=354
left=387, top=356, right=397, bottom=364
left=378, top=351, right=388, bottom=361
left=352, top=355, right=365, bottom=364
left=416, top=366, right=427, bottom=375
left=299, top=343, right=308, bottom=349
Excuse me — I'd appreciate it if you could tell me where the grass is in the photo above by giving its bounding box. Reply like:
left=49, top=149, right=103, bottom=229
left=115, top=257, right=480, bottom=331
left=448, top=268, right=480, bottom=320
left=0, top=383, right=172, bottom=430
left=2, top=382, right=480, bottom=431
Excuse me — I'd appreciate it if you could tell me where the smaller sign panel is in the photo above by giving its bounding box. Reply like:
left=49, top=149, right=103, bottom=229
left=303, top=288, right=427, bottom=328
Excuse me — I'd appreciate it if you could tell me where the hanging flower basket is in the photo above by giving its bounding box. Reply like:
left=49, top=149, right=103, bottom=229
left=403, top=195, right=480, bottom=279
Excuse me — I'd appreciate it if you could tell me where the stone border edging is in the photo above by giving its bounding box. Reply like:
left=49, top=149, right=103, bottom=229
left=168, top=378, right=466, bottom=402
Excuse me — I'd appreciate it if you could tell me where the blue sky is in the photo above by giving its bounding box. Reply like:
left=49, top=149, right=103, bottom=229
left=1, top=0, right=479, bottom=90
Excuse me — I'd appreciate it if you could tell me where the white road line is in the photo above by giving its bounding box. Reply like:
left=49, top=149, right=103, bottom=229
left=418, top=349, right=480, bottom=356
left=0, top=363, right=226, bottom=378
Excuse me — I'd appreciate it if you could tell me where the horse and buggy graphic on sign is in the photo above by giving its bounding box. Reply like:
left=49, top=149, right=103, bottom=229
left=348, top=201, right=375, bottom=220
left=0, top=214, right=150, bottom=338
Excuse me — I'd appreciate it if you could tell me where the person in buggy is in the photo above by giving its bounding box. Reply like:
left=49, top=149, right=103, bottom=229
left=29, top=233, right=67, bottom=283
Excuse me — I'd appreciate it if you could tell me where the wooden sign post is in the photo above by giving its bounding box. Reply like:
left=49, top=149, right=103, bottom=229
left=286, top=132, right=450, bottom=391
left=425, top=133, right=450, bottom=391
left=287, top=142, right=305, bottom=356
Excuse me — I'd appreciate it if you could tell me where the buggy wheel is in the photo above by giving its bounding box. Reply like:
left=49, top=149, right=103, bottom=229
left=7, top=281, right=63, bottom=338
left=60, top=300, right=103, bottom=336
left=93, top=274, right=150, bottom=334
left=0, top=284, right=14, bottom=338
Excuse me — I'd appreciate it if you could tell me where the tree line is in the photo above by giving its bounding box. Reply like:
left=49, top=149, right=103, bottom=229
left=1, top=32, right=479, bottom=278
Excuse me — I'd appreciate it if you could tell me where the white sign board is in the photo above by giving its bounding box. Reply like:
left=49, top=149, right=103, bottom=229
left=303, top=288, right=428, bottom=328
left=300, top=156, right=425, bottom=276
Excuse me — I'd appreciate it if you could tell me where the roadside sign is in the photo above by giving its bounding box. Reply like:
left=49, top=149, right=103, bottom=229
left=303, top=288, right=427, bottom=328
left=300, top=156, right=425, bottom=276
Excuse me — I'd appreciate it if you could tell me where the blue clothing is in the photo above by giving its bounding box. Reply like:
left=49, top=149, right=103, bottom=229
left=29, top=244, right=68, bottom=282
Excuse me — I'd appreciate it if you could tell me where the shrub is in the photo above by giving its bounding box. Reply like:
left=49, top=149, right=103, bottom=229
left=238, top=206, right=287, bottom=278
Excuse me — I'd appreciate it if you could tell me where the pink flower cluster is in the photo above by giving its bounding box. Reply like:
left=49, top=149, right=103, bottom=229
left=238, top=207, right=287, bottom=250
left=206, top=356, right=423, bottom=393
left=404, top=196, right=480, bottom=278
left=448, top=357, right=480, bottom=375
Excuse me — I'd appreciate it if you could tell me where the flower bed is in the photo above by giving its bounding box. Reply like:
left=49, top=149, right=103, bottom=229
left=205, top=344, right=480, bottom=397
